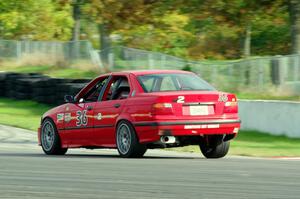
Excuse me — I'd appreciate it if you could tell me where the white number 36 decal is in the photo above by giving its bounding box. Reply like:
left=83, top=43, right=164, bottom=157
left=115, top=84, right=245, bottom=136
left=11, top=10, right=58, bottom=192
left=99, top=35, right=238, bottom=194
left=177, top=96, right=185, bottom=103
left=76, top=110, right=88, bottom=126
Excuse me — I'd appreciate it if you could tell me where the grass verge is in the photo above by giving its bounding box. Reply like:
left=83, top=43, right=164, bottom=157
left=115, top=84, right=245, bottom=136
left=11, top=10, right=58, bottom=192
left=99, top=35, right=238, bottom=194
left=236, top=92, right=300, bottom=101
left=0, top=98, right=52, bottom=131
left=169, top=131, right=300, bottom=157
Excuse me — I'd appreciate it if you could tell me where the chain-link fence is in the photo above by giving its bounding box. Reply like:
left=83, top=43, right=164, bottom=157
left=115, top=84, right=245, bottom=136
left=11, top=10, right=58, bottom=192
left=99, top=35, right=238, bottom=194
left=1, top=40, right=300, bottom=94
left=98, top=46, right=300, bottom=94
left=0, top=40, right=99, bottom=68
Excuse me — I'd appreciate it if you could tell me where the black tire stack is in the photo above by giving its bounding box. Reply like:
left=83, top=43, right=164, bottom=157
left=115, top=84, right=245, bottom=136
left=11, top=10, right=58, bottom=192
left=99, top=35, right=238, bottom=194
left=15, top=74, right=47, bottom=100
left=4, top=72, right=27, bottom=98
left=32, top=78, right=57, bottom=104
left=0, top=72, right=7, bottom=97
left=0, top=71, right=92, bottom=105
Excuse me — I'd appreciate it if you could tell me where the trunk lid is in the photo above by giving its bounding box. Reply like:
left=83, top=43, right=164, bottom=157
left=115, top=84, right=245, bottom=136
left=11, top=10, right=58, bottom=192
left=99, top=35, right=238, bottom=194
left=149, top=91, right=236, bottom=119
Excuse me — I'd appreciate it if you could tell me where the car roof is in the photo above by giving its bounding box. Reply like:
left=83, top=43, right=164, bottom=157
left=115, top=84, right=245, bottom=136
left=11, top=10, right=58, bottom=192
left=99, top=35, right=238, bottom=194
left=107, top=70, right=193, bottom=76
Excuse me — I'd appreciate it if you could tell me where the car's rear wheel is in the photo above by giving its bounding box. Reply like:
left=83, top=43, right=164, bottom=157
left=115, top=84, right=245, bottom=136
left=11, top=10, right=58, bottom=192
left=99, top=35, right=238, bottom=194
left=116, top=121, right=147, bottom=158
left=199, top=135, right=230, bottom=158
left=41, top=118, right=68, bottom=155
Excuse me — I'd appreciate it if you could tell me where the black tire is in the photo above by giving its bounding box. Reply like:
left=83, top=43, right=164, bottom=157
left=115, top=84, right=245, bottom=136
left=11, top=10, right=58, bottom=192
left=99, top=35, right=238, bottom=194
left=116, top=121, right=147, bottom=158
left=41, top=118, right=68, bottom=155
left=199, top=140, right=230, bottom=159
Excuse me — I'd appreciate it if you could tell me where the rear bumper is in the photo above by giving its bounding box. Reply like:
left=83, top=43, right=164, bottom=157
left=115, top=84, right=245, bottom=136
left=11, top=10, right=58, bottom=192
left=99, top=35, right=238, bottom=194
left=134, top=119, right=241, bottom=143
left=134, top=119, right=241, bottom=127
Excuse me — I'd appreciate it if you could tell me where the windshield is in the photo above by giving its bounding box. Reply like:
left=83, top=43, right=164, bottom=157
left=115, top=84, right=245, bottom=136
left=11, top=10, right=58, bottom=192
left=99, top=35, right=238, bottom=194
left=137, top=73, right=215, bottom=93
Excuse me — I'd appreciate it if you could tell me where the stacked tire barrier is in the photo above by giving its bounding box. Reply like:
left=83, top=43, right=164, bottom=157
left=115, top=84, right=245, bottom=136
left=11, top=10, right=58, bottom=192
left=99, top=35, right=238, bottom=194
left=0, top=73, right=6, bottom=97
left=0, top=72, right=91, bottom=105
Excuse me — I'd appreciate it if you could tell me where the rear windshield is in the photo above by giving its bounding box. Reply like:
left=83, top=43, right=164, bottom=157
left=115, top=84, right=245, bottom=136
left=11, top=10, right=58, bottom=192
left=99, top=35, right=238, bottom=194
left=137, top=73, right=215, bottom=93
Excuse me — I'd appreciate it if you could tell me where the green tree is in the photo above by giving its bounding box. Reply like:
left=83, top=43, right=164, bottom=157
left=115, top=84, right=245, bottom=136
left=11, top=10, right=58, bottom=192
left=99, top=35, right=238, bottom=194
left=0, top=0, right=73, bottom=40
left=115, top=11, right=195, bottom=58
left=82, top=0, right=156, bottom=50
left=289, top=0, right=300, bottom=53
left=181, top=0, right=289, bottom=59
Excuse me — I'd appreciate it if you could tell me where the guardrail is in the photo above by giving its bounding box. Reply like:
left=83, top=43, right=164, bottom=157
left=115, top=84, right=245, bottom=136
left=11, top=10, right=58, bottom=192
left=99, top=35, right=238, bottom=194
left=238, top=100, right=300, bottom=138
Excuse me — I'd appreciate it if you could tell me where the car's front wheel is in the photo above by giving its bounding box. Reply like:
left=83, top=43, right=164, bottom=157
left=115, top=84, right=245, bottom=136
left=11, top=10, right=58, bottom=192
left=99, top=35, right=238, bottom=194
left=116, top=121, right=147, bottom=158
left=41, top=118, right=68, bottom=155
left=199, top=136, right=230, bottom=158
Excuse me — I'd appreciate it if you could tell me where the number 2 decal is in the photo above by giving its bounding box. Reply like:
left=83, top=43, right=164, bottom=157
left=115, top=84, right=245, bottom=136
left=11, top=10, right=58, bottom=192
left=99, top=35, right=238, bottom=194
left=76, top=110, right=88, bottom=126
left=177, top=96, right=185, bottom=103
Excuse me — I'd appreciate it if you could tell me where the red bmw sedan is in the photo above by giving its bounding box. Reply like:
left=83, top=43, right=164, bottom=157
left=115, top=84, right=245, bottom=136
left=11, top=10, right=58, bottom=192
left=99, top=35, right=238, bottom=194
left=38, top=70, right=241, bottom=158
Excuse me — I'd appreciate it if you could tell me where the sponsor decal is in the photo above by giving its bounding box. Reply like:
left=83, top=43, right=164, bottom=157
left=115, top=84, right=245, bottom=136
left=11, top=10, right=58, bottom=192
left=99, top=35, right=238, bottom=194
left=185, top=125, right=201, bottom=129
left=207, top=124, right=220, bottom=128
left=64, top=113, right=71, bottom=123
left=233, top=127, right=239, bottom=133
left=184, top=124, right=220, bottom=129
left=96, top=113, right=102, bottom=120
left=218, top=93, right=228, bottom=102
left=57, top=113, right=64, bottom=122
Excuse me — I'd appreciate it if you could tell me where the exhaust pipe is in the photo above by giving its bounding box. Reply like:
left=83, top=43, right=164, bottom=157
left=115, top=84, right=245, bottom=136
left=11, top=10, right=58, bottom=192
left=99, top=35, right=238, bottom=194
left=160, top=136, right=176, bottom=144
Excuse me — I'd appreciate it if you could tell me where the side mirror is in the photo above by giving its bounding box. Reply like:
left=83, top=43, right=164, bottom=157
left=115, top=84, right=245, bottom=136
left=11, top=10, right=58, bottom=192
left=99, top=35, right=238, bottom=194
left=64, top=95, right=75, bottom=103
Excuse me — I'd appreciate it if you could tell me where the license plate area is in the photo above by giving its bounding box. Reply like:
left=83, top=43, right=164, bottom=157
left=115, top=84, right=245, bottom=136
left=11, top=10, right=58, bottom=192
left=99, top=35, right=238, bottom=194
left=182, top=105, right=214, bottom=116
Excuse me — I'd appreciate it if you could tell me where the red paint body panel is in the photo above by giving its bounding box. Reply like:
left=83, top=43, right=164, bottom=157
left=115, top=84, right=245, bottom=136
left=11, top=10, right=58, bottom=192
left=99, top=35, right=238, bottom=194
left=38, top=70, right=241, bottom=149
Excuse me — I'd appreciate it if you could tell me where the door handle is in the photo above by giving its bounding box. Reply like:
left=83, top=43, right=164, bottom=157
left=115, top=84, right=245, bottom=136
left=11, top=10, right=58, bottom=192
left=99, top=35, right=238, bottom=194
left=87, top=106, right=93, bottom=111
left=114, top=103, right=121, bottom=108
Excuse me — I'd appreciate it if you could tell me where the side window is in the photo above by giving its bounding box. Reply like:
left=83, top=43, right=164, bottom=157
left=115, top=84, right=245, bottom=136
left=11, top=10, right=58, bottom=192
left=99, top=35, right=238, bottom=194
left=103, top=76, right=130, bottom=101
left=138, top=76, right=156, bottom=92
left=142, top=77, right=155, bottom=92
left=82, top=77, right=108, bottom=102
left=160, top=76, right=176, bottom=91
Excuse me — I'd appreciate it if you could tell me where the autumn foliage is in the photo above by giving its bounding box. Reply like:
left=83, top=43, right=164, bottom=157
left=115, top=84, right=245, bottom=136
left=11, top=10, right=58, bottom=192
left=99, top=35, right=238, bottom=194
left=0, top=0, right=297, bottom=60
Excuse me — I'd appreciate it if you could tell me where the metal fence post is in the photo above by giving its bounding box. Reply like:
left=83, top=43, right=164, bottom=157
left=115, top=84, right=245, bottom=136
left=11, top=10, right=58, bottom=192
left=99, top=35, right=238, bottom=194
left=258, top=58, right=264, bottom=87
left=108, top=52, right=114, bottom=70
left=211, top=66, right=218, bottom=85
left=25, top=41, right=30, bottom=54
left=90, top=50, right=103, bottom=70
left=148, top=54, right=154, bottom=69
left=294, top=55, right=300, bottom=81
left=16, top=41, right=22, bottom=60
left=271, top=56, right=281, bottom=86
left=271, top=55, right=288, bottom=86
left=161, top=55, right=166, bottom=69
left=280, top=56, right=288, bottom=85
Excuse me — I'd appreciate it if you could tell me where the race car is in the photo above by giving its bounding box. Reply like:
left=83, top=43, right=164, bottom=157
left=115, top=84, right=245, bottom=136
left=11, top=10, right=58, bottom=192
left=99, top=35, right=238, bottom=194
left=38, top=70, right=241, bottom=158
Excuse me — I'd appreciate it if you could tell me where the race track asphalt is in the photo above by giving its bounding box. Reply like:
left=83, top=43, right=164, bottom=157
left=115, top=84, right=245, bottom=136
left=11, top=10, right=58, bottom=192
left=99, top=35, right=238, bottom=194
left=0, top=124, right=300, bottom=199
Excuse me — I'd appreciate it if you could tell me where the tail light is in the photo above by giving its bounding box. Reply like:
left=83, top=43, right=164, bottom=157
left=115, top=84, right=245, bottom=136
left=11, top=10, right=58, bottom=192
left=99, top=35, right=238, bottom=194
left=152, top=103, right=174, bottom=115
left=224, top=96, right=238, bottom=113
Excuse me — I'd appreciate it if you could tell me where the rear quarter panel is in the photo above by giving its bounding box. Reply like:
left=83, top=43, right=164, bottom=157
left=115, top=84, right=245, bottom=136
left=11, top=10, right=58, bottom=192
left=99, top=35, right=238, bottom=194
left=122, top=94, right=159, bottom=143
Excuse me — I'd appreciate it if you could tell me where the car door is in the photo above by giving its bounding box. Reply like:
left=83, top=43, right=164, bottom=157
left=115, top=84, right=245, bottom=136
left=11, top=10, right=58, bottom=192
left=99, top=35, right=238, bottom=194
left=93, top=75, right=131, bottom=147
left=62, top=102, right=93, bottom=147
left=63, top=76, right=109, bottom=147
